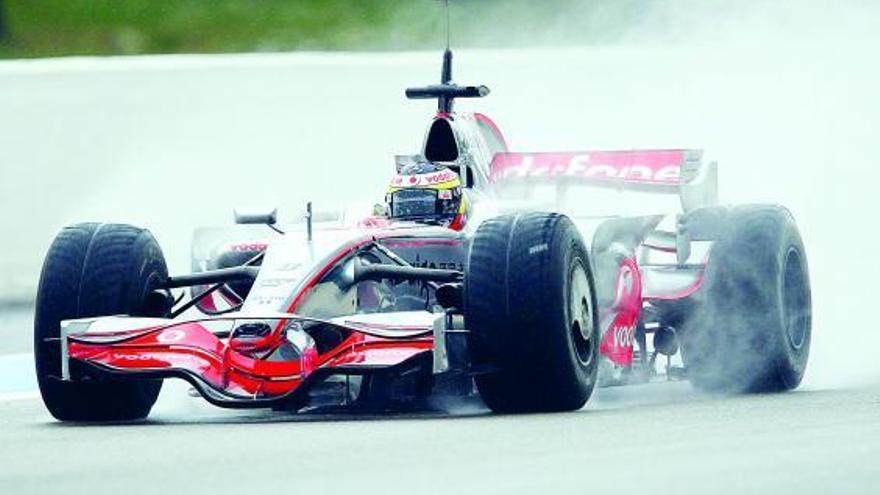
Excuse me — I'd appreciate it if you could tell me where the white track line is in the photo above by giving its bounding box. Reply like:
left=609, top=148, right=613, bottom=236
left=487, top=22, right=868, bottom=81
left=0, top=390, right=39, bottom=402
left=0, top=352, right=37, bottom=401
left=0, top=352, right=33, bottom=360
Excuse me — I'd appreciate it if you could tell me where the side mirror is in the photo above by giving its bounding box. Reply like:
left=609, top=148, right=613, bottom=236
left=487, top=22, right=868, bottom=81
left=338, top=257, right=358, bottom=288
left=676, top=229, right=692, bottom=265
left=329, top=256, right=361, bottom=290
left=234, top=207, right=278, bottom=225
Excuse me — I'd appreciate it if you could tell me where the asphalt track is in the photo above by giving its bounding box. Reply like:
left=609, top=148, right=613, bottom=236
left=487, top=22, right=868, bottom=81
left=0, top=307, right=878, bottom=494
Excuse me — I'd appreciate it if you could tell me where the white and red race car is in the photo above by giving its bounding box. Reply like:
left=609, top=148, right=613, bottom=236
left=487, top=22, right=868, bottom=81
left=33, top=49, right=811, bottom=421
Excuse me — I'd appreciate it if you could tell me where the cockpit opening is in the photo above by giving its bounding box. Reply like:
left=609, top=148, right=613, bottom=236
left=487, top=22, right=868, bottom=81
left=424, top=119, right=459, bottom=163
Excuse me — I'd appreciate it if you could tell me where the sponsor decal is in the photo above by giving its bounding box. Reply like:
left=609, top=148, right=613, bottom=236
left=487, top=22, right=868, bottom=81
left=156, top=329, right=186, bottom=343
left=111, top=352, right=204, bottom=365
left=423, top=170, right=456, bottom=184
left=406, top=254, right=464, bottom=272
left=528, top=243, right=548, bottom=255
left=259, top=277, right=298, bottom=288
left=615, top=264, right=634, bottom=303
left=249, top=295, right=286, bottom=307
left=391, top=169, right=458, bottom=187
left=229, top=242, right=267, bottom=252
left=490, top=151, right=684, bottom=184
left=277, top=262, right=303, bottom=272
left=612, top=325, right=636, bottom=348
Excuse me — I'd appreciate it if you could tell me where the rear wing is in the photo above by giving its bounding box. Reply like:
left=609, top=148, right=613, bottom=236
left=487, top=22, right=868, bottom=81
left=488, top=149, right=717, bottom=212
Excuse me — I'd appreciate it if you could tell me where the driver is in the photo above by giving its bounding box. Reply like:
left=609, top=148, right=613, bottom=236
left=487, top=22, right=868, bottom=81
left=385, top=160, right=470, bottom=231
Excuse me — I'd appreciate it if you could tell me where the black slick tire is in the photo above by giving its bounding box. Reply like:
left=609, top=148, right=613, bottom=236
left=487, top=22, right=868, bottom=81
left=465, top=212, right=599, bottom=413
left=681, top=205, right=812, bottom=393
left=34, top=223, right=169, bottom=421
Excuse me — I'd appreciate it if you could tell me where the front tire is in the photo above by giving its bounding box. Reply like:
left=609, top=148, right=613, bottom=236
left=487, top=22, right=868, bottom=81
left=681, top=205, right=812, bottom=393
left=35, top=223, right=169, bottom=421
left=465, top=213, right=599, bottom=413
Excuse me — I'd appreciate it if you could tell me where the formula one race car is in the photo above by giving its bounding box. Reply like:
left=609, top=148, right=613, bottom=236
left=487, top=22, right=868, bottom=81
left=34, top=49, right=812, bottom=421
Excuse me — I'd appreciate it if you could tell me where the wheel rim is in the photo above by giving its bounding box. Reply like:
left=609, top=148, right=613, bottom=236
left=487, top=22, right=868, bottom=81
left=569, top=260, right=594, bottom=366
left=782, top=247, right=809, bottom=350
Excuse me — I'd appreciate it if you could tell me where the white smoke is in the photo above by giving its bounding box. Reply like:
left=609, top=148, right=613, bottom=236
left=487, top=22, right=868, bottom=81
left=443, top=0, right=880, bottom=390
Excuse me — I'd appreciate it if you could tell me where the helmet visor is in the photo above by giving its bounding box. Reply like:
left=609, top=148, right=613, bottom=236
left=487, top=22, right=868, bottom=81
left=390, top=189, right=438, bottom=218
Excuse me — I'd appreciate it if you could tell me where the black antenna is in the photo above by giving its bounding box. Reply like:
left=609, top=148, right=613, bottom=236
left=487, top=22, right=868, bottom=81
left=405, top=0, right=489, bottom=113
left=441, top=0, right=452, bottom=85
left=441, top=50, right=452, bottom=87
left=445, top=0, right=451, bottom=52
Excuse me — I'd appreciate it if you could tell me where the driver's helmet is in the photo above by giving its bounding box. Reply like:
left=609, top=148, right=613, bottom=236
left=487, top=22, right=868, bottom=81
left=385, top=161, right=469, bottom=230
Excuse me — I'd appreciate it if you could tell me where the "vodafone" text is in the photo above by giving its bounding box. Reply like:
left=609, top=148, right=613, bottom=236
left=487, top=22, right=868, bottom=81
left=492, top=154, right=680, bottom=184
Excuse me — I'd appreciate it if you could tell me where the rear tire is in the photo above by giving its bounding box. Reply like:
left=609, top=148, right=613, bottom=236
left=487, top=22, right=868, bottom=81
left=681, top=205, right=812, bottom=393
left=465, top=213, right=599, bottom=413
left=35, top=223, right=169, bottom=421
